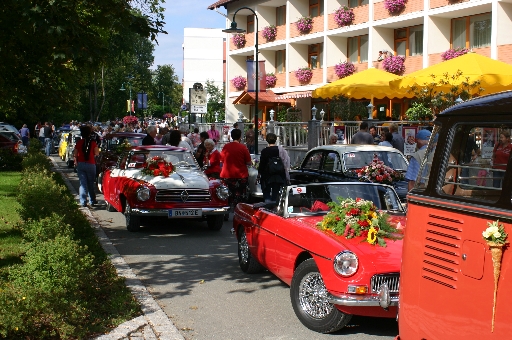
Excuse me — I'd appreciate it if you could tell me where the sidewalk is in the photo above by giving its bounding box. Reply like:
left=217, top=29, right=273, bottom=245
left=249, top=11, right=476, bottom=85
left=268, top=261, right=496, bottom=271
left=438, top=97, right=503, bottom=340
left=54, top=159, right=185, bottom=340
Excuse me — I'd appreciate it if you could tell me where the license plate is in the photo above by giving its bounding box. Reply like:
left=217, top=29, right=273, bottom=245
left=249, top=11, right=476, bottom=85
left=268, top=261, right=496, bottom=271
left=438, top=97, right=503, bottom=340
left=168, top=209, right=202, bottom=218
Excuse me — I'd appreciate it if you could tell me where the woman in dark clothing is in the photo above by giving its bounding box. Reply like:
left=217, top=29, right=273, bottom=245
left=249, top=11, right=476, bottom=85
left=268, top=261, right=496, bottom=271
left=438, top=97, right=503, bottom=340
left=258, top=133, right=290, bottom=202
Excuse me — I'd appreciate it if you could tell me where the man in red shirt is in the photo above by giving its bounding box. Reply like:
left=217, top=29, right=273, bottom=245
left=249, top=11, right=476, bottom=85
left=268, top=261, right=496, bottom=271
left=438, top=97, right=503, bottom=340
left=220, top=128, right=252, bottom=207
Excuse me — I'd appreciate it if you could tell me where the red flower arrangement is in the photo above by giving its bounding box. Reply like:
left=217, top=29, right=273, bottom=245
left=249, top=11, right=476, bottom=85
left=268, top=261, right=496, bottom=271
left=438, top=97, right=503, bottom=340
left=123, top=115, right=139, bottom=125
left=356, top=155, right=404, bottom=185
left=141, top=156, right=175, bottom=177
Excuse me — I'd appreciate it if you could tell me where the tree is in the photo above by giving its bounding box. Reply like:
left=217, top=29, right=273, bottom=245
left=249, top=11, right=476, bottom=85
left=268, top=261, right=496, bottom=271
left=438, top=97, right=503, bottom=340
left=203, top=80, right=225, bottom=123
left=328, top=95, right=368, bottom=121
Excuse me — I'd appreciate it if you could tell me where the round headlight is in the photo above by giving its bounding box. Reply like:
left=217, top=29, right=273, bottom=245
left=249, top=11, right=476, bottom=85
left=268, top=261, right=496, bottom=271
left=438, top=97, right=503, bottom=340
left=136, top=187, right=151, bottom=201
left=216, top=185, right=229, bottom=201
left=334, top=251, right=358, bottom=277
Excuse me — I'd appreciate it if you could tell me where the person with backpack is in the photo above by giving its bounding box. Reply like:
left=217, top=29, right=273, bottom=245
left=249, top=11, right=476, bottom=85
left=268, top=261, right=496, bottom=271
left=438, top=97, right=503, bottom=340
left=258, top=133, right=290, bottom=203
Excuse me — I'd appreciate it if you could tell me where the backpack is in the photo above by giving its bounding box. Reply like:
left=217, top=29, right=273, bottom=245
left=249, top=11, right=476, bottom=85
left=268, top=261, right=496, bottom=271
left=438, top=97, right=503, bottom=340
left=266, top=156, right=285, bottom=176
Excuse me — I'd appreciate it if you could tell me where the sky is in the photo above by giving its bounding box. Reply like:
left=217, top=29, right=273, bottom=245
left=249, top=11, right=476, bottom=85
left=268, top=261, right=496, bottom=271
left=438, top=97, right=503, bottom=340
left=152, top=0, right=227, bottom=80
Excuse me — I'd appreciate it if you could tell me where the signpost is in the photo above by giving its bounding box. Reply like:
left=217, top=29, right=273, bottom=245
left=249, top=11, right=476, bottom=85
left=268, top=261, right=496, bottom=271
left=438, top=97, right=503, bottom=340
left=189, top=83, right=207, bottom=125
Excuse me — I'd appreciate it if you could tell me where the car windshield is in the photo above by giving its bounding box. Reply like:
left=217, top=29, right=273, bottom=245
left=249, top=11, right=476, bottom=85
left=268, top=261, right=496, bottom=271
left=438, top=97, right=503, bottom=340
left=108, top=136, right=143, bottom=151
left=127, top=150, right=198, bottom=169
left=285, top=183, right=403, bottom=216
left=342, top=151, right=408, bottom=172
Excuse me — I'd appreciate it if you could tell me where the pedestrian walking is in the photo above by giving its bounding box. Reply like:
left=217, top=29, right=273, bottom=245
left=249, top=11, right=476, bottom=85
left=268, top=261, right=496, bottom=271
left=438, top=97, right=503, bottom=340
left=42, top=122, right=53, bottom=156
left=207, top=124, right=220, bottom=144
left=73, top=125, right=100, bottom=207
left=405, top=129, right=431, bottom=191
left=19, top=124, right=30, bottom=146
left=142, top=125, right=157, bottom=145
left=245, top=124, right=255, bottom=154
left=351, top=122, right=374, bottom=145
left=194, top=131, right=209, bottom=168
left=258, top=133, right=290, bottom=203
left=390, top=123, right=405, bottom=153
left=203, top=139, right=221, bottom=179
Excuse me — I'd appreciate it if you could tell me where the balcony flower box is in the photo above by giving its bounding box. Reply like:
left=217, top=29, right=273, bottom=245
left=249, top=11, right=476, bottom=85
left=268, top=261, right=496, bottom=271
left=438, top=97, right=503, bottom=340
left=334, top=61, right=356, bottom=79
left=231, top=76, right=247, bottom=91
left=232, top=33, right=246, bottom=49
left=296, top=17, right=313, bottom=35
left=334, top=6, right=355, bottom=27
left=262, top=25, right=277, bottom=42
left=295, top=67, right=313, bottom=84
left=384, top=0, right=407, bottom=14
left=266, top=73, right=277, bottom=88
left=382, top=55, right=405, bottom=75
left=441, top=47, right=470, bottom=61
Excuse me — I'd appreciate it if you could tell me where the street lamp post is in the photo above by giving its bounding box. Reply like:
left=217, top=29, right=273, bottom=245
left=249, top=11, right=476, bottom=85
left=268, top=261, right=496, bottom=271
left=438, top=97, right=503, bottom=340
left=120, top=74, right=134, bottom=116
left=223, top=7, right=260, bottom=154
left=158, top=92, right=165, bottom=113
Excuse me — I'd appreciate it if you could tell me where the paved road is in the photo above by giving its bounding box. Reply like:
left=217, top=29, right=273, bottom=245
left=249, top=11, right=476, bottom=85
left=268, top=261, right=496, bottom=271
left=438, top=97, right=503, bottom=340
left=56, top=157, right=398, bottom=340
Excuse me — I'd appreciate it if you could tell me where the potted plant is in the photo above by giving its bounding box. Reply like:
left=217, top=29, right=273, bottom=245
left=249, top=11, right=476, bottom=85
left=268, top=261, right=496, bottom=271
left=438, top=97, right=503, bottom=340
left=294, top=67, right=313, bottom=84
left=441, top=47, right=470, bottom=61
left=266, top=73, right=277, bottom=88
left=231, top=76, right=247, bottom=91
left=405, top=102, right=433, bottom=121
left=296, top=16, right=313, bottom=34
left=262, top=25, right=277, bottom=42
left=334, top=6, right=355, bottom=27
left=384, top=0, right=407, bottom=14
left=232, top=33, right=246, bottom=49
left=382, top=55, right=405, bottom=75
left=334, top=61, right=356, bottom=79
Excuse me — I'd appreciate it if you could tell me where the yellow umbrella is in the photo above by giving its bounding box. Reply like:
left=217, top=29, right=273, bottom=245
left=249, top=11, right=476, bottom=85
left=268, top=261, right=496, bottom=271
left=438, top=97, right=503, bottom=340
left=312, top=68, right=413, bottom=99
left=389, top=53, right=512, bottom=95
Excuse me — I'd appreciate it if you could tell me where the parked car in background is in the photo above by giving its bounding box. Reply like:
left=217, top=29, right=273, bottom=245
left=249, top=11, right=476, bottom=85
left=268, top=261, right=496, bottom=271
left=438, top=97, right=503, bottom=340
left=64, top=130, right=81, bottom=167
left=96, top=132, right=145, bottom=191
left=288, top=145, right=409, bottom=201
left=0, top=130, right=26, bottom=154
left=0, top=122, right=21, bottom=139
left=233, top=182, right=405, bottom=333
left=102, top=145, right=230, bottom=232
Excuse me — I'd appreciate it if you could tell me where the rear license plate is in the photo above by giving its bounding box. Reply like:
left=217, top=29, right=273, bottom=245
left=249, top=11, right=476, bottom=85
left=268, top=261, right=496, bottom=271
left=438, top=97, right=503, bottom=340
left=168, top=209, right=202, bottom=218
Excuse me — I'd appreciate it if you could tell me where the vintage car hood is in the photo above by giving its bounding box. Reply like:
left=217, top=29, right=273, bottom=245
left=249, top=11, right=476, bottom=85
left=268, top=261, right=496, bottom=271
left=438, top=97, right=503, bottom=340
left=129, top=169, right=210, bottom=190
left=290, top=215, right=405, bottom=272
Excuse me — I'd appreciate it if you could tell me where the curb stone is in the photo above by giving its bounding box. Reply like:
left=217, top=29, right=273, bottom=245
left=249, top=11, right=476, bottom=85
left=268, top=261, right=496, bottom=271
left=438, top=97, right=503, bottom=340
left=52, top=158, right=184, bottom=340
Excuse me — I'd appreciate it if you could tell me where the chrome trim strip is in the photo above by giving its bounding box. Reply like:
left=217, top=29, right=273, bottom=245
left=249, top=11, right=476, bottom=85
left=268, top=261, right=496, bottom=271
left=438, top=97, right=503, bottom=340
left=130, top=207, right=230, bottom=216
left=327, top=294, right=398, bottom=307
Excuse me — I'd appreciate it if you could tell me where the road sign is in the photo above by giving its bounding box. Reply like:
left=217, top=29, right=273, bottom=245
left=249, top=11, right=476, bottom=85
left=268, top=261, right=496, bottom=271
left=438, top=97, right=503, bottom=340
left=190, top=87, right=207, bottom=114
left=191, top=105, right=207, bottom=113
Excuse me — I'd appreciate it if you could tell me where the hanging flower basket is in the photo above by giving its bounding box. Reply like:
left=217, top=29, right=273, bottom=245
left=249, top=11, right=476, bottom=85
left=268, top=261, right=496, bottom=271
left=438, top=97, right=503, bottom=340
left=382, top=55, right=405, bottom=75
left=232, top=33, right=246, bottom=49
left=296, top=16, right=313, bottom=34
left=266, top=73, right=277, bottom=88
left=334, top=6, right=355, bottom=27
left=334, top=61, right=356, bottom=79
left=316, top=197, right=402, bottom=247
left=231, top=76, right=247, bottom=91
left=384, top=0, right=407, bottom=14
left=441, top=47, right=470, bottom=61
left=122, top=115, right=138, bottom=125
left=262, top=25, right=277, bottom=42
left=295, top=67, right=313, bottom=84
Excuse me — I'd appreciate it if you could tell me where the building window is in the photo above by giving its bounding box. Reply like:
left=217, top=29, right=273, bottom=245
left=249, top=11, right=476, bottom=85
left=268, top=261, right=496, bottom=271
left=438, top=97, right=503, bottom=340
left=309, top=43, right=323, bottom=69
left=348, top=35, right=368, bottom=63
left=276, top=5, right=286, bottom=26
left=349, top=0, right=369, bottom=7
left=276, top=50, right=286, bottom=74
left=247, top=15, right=254, bottom=33
left=452, top=13, right=491, bottom=49
left=309, top=0, right=323, bottom=17
left=394, top=25, right=423, bottom=57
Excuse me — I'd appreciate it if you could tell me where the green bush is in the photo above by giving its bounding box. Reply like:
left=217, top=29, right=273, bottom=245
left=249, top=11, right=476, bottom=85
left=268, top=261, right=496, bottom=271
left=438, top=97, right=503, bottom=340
left=18, top=213, right=74, bottom=243
left=405, top=102, right=433, bottom=121
left=21, top=152, right=52, bottom=171
left=0, top=149, right=23, bottom=171
left=28, top=138, right=42, bottom=154
left=0, top=235, right=96, bottom=339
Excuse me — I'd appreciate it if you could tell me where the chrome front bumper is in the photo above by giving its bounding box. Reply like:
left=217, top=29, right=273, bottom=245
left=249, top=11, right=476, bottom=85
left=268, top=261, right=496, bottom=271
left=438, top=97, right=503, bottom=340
left=130, top=207, right=230, bottom=217
left=328, top=283, right=398, bottom=308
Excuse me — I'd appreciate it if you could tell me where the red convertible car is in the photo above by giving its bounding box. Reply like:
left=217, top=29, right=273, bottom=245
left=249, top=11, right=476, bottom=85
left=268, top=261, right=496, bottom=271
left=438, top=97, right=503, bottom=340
left=233, top=182, right=405, bottom=333
left=102, top=145, right=230, bottom=231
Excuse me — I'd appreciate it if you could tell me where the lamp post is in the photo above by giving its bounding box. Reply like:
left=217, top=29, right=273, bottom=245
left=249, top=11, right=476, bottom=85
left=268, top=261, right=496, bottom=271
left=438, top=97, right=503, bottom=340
left=223, top=7, right=260, bottom=154
left=120, top=74, right=134, bottom=116
left=367, top=103, right=374, bottom=120
left=158, top=92, right=165, bottom=114
left=311, top=105, right=318, bottom=120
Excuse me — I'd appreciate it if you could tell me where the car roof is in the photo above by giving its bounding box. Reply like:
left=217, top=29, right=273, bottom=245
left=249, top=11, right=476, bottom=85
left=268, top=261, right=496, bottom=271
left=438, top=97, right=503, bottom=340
left=439, top=90, right=512, bottom=117
left=104, top=132, right=146, bottom=139
left=132, top=145, right=188, bottom=152
left=310, top=144, right=402, bottom=153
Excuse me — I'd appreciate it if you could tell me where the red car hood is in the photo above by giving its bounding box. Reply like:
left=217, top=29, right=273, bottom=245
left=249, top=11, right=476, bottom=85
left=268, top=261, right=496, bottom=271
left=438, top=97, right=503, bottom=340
left=290, top=215, right=405, bottom=272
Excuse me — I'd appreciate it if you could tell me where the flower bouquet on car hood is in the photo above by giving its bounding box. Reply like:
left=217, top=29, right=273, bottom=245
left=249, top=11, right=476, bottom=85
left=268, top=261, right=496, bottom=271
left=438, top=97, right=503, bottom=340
left=317, top=197, right=402, bottom=247
left=141, top=156, right=175, bottom=177
left=356, top=155, right=404, bottom=185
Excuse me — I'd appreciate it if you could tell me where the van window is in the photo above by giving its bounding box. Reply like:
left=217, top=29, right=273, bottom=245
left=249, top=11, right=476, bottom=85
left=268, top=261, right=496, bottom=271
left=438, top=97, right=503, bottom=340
left=412, top=125, right=441, bottom=191
left=437, top=123, right=512, bottom=203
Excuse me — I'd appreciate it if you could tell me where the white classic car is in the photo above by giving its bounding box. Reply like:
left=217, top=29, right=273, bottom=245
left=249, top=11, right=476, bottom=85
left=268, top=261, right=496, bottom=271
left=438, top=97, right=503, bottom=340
left=102, top=145, right=230, bottom=232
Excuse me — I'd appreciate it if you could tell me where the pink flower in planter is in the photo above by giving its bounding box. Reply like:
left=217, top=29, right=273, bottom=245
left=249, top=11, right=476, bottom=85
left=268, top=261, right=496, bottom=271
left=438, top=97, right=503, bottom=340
left=334, top=61, right=356, bottom=79
left=295, top=67, right=313, bottom=83
left=266, top=73, right=277, bottom=88
left=384, top=0, right=407, bottom=14
left=441, top=47, right=470, bottom=61
left=232, top=33, right=246, bottom=49
left=334, top=6, right=355, bottom=27
left=231, top=76, right=247, bottom=90
left=296, top=17, right=313, bottom=34
left=382, top=55, right=405, bottom=75
left=262, top=25, right=277, bottom=42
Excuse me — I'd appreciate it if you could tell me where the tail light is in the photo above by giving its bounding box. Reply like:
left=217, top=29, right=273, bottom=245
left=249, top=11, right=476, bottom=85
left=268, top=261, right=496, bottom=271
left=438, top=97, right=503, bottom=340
left=14, top=141, right=20, bottom=153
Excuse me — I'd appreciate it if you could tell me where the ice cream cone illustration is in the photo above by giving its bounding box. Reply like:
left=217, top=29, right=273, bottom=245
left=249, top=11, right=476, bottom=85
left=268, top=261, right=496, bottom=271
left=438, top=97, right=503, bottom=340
left=482, top=220, right=508, bottom=332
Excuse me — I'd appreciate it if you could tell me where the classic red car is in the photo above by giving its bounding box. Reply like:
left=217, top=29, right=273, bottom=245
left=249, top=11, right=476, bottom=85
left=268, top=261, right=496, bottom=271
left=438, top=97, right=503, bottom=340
left=96, top=132, right=145, bottom=191
left=233, top=182, right=405, bottom=333
left=102, top=145, right=230, bottom=231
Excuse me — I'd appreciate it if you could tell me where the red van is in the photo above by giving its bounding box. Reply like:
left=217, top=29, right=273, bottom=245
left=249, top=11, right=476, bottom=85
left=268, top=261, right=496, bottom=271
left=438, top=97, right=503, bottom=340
left=398, top=91, right=512, bottom=339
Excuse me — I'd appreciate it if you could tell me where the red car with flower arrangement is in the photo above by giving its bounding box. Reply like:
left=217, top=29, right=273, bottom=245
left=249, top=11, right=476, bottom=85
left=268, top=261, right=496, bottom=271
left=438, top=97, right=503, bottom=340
left=233, top=182, right=405, bottom=333
left=102, top=145, right=230, bottom=232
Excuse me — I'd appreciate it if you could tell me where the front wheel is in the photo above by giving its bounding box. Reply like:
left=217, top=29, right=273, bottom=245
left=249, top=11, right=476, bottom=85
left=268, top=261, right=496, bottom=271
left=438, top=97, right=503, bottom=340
left=206, top=215, right=223, bottom=231
left=125, top=201, right=141, bottom=232
left=290, top=259, right=352, bottom=333
left=238, top=227, right=265, bottom=273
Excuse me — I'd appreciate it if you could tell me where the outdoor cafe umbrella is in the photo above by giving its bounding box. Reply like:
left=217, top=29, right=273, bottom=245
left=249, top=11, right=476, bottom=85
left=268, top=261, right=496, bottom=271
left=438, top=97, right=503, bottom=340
left=312, top=68, right=414, bottom=99
left=389, top=53, right=512, bottom=95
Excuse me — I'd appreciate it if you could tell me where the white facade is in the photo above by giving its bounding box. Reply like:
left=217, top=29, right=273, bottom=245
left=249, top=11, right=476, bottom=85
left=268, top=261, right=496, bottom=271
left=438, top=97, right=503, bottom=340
left=182, top=28, right=226, bottom=106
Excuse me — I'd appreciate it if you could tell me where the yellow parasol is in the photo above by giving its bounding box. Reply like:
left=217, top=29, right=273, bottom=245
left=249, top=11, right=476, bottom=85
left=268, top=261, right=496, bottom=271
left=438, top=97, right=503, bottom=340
left=389, top=53, right=512, bottom=95
left=312, top=68, right=413, bottom=99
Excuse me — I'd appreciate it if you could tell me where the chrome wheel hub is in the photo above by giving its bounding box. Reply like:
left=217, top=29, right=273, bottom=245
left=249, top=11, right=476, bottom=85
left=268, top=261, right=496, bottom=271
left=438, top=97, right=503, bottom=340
left=298, top=272, right=333, bottom=319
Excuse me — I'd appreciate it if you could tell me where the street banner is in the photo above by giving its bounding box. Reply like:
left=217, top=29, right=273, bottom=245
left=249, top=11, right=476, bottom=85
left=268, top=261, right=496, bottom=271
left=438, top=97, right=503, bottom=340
left=137, top=93, right=148, bottom=109
left=246, top=60, right=266, bottom=92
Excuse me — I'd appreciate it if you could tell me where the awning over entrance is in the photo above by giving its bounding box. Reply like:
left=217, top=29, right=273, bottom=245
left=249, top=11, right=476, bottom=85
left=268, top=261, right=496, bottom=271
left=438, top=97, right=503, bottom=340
left=232, top=90, right=291, bottom=105
left=275, top=91, right=312, bottom=100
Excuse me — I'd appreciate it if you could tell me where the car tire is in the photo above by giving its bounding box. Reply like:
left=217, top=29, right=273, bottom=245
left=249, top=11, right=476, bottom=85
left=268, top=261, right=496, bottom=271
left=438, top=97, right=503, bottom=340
left=290, top=259, right=352, bottom=333
left=125, top=201, right=141, bottom=232
left=106, top=200, right=116, bottom=212
left=206, top=215, right=223, bottom=231
left=237, top=227, right=265, bottom=274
